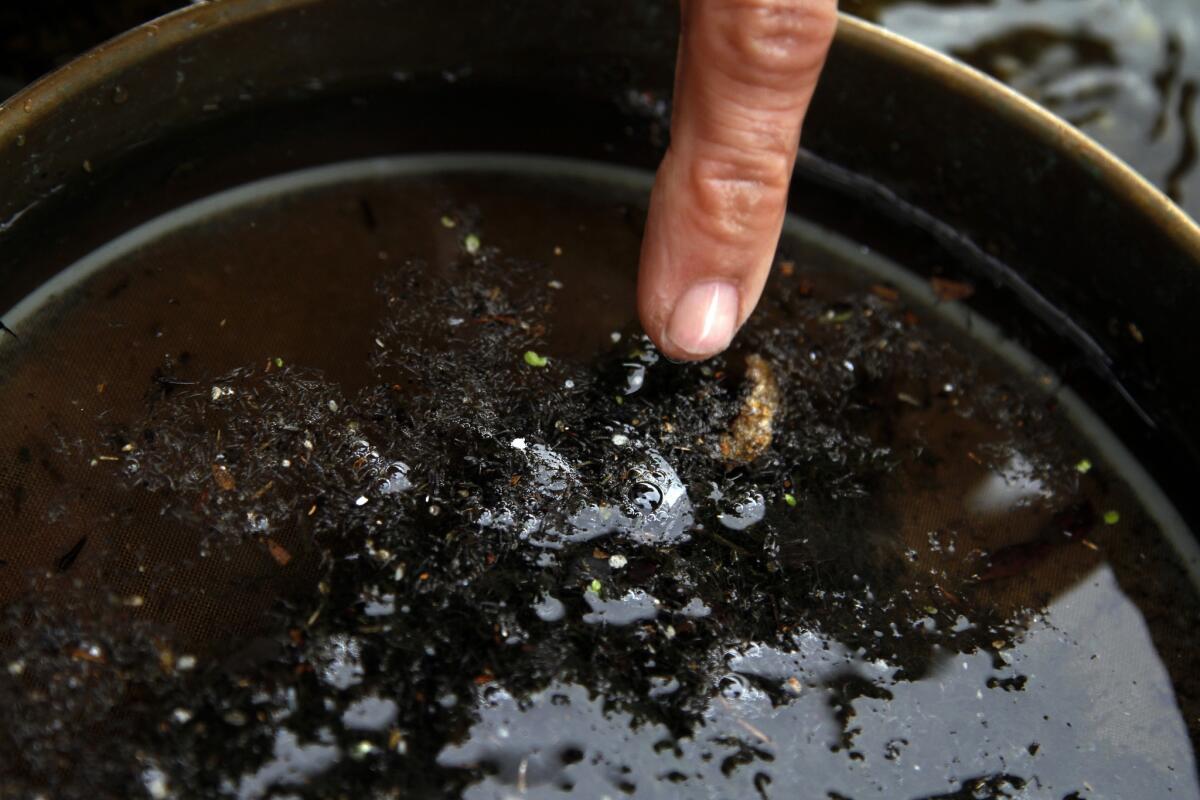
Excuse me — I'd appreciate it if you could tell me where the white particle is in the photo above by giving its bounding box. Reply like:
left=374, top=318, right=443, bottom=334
left=511, top=438, right=527, bottom=451
left=176, top=655, right=196, bottom=671
left=143, top=768, right=169, bottom=800
left=211, top=386, right=221, bottom=401
left=448, top=317, right=465, bottom=327
left=172, top=708, right=193, bottom=724
left=609, top=554, right=628, bottom=569
left=304, top=439, right=314, bottom=451
left=564, top=379, right=575, bottom=389
left=611, top=433, right=629, bottom=446
left=610, top=332, right=622, bottom=343
left=356, top=496, right=369, bottom=506
left=281, top=459, right=291, bottom=468
left=328, top=400, right=339, bottom=413
left=547, top=280, right=564, bottom=289
left=7, top=660, right=25, bottom=676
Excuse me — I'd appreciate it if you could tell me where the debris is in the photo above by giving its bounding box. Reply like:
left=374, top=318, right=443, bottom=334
left=267, top=539, right=293, bottom=566
left=931, top=277, right=975, bottom=302
left=211, top=463, right=236, bottom=492
left=56, top=536, right=88, bottom=572
left=523, top=350, right=549, bottom=368
left=720, top=354, right=781, bottom=463
left=870, top=284, right=900, bottom=302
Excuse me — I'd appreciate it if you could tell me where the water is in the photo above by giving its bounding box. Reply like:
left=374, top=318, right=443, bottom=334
left=849, top=0, right=1200, bottom=216
left=0, top=155, right=1197, bottom=799
left=4, top=0, right=1198, bottom=220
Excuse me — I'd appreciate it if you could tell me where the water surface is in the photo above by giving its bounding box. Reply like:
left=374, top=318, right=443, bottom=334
left=0, top=155, right=1196, bottom=799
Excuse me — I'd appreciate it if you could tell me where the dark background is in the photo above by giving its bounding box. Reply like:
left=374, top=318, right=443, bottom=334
left=3, top=0, right=1199, bottom=220
left=0, top=0, right=180, bottom=96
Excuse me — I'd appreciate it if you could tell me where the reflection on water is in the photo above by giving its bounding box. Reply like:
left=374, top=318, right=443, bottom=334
left=3, top=1, right=1198, bottom=217
left=1, top=156, right=1197, bottom=797
left=848, top=0, right=1200, bottom=217
left=448, top=565, right=1195, bottom=799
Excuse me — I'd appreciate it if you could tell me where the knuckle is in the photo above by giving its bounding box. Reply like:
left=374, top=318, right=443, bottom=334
left=718, top=0, right=838, bottom=85
left=687, top=151, right=792, bottom=242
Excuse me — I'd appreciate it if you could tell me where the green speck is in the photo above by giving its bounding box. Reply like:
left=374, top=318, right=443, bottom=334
left=614, top=396, right=624, bottom=406
left=589, top=579, right=602, bottom=594
left=524, top=350, right=549, bottom=368
left=823, top=308, right=854, bottom=324
left=273, top=357, right=284, bottom=368
left=1075, top=458, right=1092, bottom=474
left=440, top=215, right=456, bottom=229
left=784, top=493, right=797, bottom=507
left=1103, top=510, right=1120, bottom=525
left=464, top=233, right=481, bottom=254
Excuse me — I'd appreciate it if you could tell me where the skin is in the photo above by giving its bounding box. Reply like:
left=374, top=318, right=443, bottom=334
left=638, top=0, right=840, bottom=361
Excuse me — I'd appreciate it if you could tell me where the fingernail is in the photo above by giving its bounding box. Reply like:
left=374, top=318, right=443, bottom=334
left=664, top=281, right=739, bottom=358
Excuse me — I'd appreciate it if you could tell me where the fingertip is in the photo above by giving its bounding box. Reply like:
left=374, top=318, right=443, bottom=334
left=661, top=280, right=741, bottom=361
left=638, top=0, right=837, bottom=361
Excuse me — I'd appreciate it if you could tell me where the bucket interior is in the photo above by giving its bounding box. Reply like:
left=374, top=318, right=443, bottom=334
left=1, top=153, right=1198, bottom=798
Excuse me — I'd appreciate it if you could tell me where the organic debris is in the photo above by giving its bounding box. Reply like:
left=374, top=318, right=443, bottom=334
left=720, top=354, right=782, bottom=464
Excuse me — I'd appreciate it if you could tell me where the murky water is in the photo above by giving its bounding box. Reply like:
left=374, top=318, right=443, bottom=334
left=0, top=155, right=1197, bottom=799
left=848, top=0, right=1200, bottom=216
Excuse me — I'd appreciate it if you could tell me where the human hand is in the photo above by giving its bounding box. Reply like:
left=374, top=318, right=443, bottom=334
left=638, top=0, right=839, bottom=360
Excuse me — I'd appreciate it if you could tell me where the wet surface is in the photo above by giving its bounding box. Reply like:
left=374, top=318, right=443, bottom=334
left=4, top=0, right=1200, bottom=219
left=848, top=0, right=1200, bottom=216
left=0, top=157, right=1197, bottom=798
